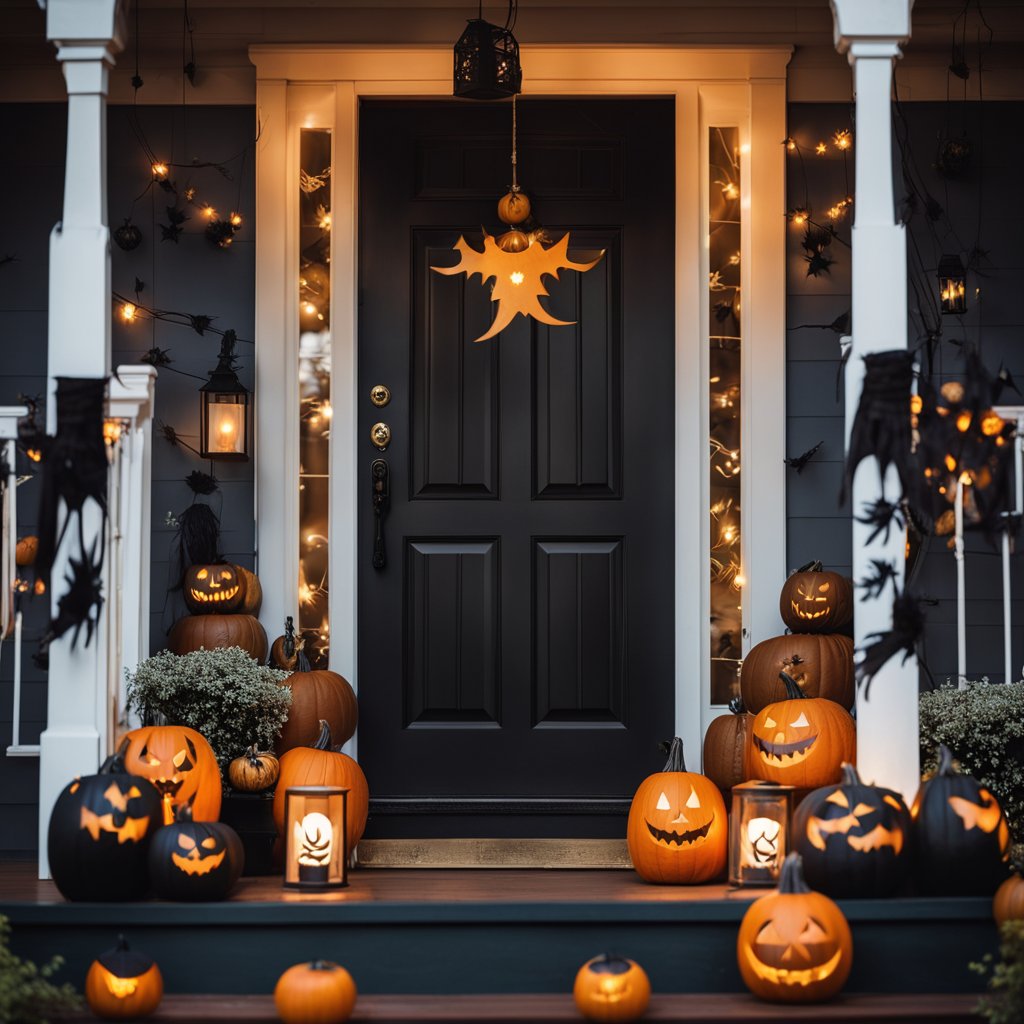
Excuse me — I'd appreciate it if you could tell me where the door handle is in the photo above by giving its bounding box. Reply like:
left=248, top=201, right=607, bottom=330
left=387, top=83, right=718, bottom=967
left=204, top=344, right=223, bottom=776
left=371, top=458, right=390, bottom=569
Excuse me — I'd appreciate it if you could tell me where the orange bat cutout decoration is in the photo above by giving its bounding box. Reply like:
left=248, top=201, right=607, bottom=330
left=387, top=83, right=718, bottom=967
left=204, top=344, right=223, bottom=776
left=432, top=231, right=603, bottom=342
left=80, top=806, right=151, bottom=844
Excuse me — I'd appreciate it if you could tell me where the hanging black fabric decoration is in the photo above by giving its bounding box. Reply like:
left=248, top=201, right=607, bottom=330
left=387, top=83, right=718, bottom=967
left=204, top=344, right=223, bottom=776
left=856, top=587, right=928, bottom=697
left=34, top=378, right=109, bottom=654
left=170, top=501, right=222, bottom=593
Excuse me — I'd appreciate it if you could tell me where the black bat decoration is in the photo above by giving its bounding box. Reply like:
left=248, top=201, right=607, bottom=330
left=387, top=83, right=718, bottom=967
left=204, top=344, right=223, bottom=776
left=785, top=441, right=823, bottom=474
left=141, top=347, right=174, bottom=368
left=185, top=470, right=218, bottom=496
left=994, top=364, right=1021, bottom=401
left=856, top=588, right=926, bottom=697
left=858, top=559, right=899, bottom=602
left=856, top=498, right=906, bottom=546
left=801, top=226, right=836, bottom=278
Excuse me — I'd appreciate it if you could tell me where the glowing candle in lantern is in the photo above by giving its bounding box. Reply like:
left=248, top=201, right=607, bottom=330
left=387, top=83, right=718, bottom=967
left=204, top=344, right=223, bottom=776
left=283, top=786, right=349, bottom=890
left=729, top=780, right=793, bottom=887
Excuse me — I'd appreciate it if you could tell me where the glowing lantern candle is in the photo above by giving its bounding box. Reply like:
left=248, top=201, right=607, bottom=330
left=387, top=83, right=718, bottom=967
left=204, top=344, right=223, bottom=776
left=729, top=780, right=793, bottom=887
left=199, top=333, right=250, bottom=460
left=283, top=786, right=348, bottom=890
left=938, top=254, right=967, bottom=315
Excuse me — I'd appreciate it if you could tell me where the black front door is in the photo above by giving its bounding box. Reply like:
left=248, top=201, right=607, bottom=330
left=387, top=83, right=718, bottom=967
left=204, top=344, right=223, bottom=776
left=358, top=98, right=675, bottom=839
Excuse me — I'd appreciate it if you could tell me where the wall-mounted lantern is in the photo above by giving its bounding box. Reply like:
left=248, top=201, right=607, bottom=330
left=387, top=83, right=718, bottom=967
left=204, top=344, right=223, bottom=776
left=199, top=331, right=250, bottom=460
left=938, top=254, right=967, bottom=315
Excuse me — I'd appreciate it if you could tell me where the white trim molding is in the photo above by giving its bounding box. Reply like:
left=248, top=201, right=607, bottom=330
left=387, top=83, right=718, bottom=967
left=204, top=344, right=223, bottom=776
left=251, top=44, right=790, bottom=769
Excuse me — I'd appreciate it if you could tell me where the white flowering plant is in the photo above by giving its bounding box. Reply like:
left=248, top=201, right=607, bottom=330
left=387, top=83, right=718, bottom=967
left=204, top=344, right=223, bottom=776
left=126, top=646, right=292, bottom=769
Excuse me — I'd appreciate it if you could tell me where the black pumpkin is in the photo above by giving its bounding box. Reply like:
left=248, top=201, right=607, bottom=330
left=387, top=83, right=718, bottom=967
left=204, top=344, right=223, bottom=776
left=113, top=219, right=142, bottom=252
left=147, top=805, right=244, bottom=901
left=793, top=762, right=912, bottom=898
left=47, top=741, right=162, bottom=902
left=911, top=744, right=1012, bottom=896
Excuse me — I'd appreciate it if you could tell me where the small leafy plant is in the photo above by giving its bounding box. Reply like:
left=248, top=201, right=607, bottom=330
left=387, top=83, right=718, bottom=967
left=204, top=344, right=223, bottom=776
left=973, top=921, right=1024, bottom=1024
left=0, top=914, right=81, bottom=1024
left=126, top=646, right=291, bottom=767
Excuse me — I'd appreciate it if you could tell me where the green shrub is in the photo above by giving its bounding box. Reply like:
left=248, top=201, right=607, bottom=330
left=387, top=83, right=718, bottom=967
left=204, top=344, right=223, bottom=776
left=126, top=646, right=292, bottom=767
left=919, top=681, right=1024, bottom=843
left=973, top=920, right=1024, bottom=1024
left=0, top=915, right=81, bottom=1024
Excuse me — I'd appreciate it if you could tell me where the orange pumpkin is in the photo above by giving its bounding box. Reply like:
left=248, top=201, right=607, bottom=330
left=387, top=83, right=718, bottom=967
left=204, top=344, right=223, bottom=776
left=779, top=562, right=853, bottom=633
left=276, top=652, right=358, bottom=754
left=167, top=613, right=268, bottom=662
left=737, top=852, right=852, bottom=1003
left=122, top=725, right=222, bottom=825
left=746, top=673, right=855, bottom=789
left=183, top=564, right=246, bottom=614
left=740, top=634, right=854, bottom=712
left=85, top=936, right=163, bottom=1020
left=626, top=737, right=728, bottom=884
left=497, top=189, right=531, bottom=225
left=273, top=720, right=369, bottom=855
left=702, top=697, right=754, bottom=795
left=496, top=229, right=530, bottom=253
left=15, top=535, right=38, bottom=566
left=228, top=744, right=280, bottom=792
left=995, top=871, right=1024, bottom=927
left=234, top=565, right=263, bottom=616
left=275, top=960, right=357, bottom=1024
left=573, top=954, right=651, bottom=1022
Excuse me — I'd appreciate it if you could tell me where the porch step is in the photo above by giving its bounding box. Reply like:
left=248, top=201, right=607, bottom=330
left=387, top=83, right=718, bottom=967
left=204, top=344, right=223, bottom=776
left=57, top=992, right=981, bottom=1023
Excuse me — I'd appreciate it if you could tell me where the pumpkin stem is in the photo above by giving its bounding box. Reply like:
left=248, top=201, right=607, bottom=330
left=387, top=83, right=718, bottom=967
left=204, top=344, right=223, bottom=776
left=98, top=736, right=132, bottom=775
left=283, top=616, right=295, bottom=659
left=115, top=935, right=129, bottom=952
left=840, top=762, right=862, bottom=787
left=777, top=853, right=813, bottom=895
left=937, top=743, right=955, bottom=776
left=297, top=648, right=312, bottom=673
left=174, top=801, right=196, bottom=823
left=727, top=695, right=745, bottom=715
left=661, top=736, right=687, bottom=773
left=313, top=719, right=333, bottom=751
left=309, top=960, right=334, bottom=972
left=779, top=671, right=807, bottom=701
left=793, top=559, right=823, bottom=574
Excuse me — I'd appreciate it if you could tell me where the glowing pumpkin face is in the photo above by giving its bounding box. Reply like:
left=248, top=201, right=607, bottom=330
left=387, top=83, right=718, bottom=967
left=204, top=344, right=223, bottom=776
left=737, top=854, right=852, bottom=1003
left=183, top=564, right=245, bottom=614
left=85, top=937, right=164, bottom=1020
left=778, top=563, right=853, bottom=634
left=147, top=809, right=244, bottom=901
left=573, top=954, right=651, bottom=1022
left=627, top=737, right=728, bottom=884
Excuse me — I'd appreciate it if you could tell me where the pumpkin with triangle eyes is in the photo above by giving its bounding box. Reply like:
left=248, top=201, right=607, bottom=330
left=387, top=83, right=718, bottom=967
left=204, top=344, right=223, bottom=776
left=183, top=563, right=246, bottom=614
left=147, top=805, right=244, bottom=901
left=911, top=744, right=1011, bottom=896
left=573, top=954, right=650, bottom=1022
left=779, top=562, right=853, bottom=634
left=122, top=725, right=222, bottom=825
left=627, top=737, right=727, bottom=884
left=745, top=673, right=855, bottom=790
left=793, top=762, right=912, bottom=898
left=47, top=741, right=163, bottom=902
left=737, top=853, right=853, bottom=1003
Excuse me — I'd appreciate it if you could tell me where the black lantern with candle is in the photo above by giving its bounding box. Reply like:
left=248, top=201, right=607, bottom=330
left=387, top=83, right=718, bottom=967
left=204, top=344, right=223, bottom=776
left=283, top=785, right=349, bottom=890
left=937, top=254, right=967, bottom=315
left=453, top=3, right=522, bottom=100
left=729, top=780, right=794, bottom=887
left=199, top=331, right=250, bottom=461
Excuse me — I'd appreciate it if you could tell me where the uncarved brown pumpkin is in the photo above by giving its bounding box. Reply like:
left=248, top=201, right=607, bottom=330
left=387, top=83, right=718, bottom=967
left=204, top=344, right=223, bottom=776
left=779, top=562, right=853, bottom=634
left=995, top=872, right=1024, bottom=926
left=741, top=634, right=854, bottom=712
left=702, top=697, right=754, bottom=795
left=228, top=745, right=280, bottom=792
left=497, top=189, right=531, bottom=225
left=167, top=614, right=268, bottom=662
left=234, top=565, right=263, bottom=616
left=276, top=652, right=358, bottom=754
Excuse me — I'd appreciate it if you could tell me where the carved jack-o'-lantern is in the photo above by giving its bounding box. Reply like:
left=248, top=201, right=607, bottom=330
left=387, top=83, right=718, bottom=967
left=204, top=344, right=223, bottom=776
left=573, top=954, right=651, bottom=1022
left=627, top=737, right=728, bottom=884
left=911, top=744, right=1012, bottom=896
left=737, top=853, right=853, bottom=1003
left=183, top=563, right=245, bottom=614
left=147, top=805, right=244, bottom=901
left=746, top=673, right=855, bottom=790
left=85, top=936, right=164, bottom=1020
left=47, top=741, right=163, bottom=902
left=793, top=762, right=912, bottom=898
left=122, top=725, right=222, bottom=825
left=779, top=562, right=853, bottom=634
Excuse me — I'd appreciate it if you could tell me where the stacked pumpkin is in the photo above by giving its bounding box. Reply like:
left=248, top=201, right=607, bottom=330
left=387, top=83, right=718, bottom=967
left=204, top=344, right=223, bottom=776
left=168, top=561, right=268, bottom=663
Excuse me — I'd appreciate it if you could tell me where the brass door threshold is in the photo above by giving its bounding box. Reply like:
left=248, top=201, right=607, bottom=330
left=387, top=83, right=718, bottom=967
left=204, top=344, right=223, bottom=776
left=356, top=838, right=633, bottom=869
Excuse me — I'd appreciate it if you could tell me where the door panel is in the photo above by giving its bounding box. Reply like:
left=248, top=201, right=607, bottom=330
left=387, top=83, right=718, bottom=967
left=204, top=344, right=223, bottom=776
left=358, top=99, right=674, bottom=839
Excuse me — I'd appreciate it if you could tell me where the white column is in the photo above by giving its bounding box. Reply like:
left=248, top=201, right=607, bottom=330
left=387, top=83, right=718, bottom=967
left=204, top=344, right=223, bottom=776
left=832, top=0, right=920, bottom=802
left=37, top=0, right=124, bottom=878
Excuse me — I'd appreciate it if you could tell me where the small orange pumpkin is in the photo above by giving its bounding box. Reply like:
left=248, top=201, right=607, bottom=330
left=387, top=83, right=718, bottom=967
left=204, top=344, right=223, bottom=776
left=573, top=954, right=651, bottom=1022
left=274, top=960, right=357, bottom=1024
left=627, top=737, right=728, bottom=884
left=737, top=852, right=853, bottom=1003
left=779, top=561, right=853, bottom=633
left=228, top=744, right=280, bottom=792
left=276, top=650, right=358, bottom=754
left=496, top=229, right=530, bottom=253
left=740, top=633, right=854, bottom=712
left=167, top=613, right=268, bottom=662
left=497, top=189, right=531, bottom=225
left=234, top=565, right=263, bottom=616
left=273, top=721, right=369, bottom=855
left=122, top=724, right=222, bottom=825
left=746, top=673, right=855, bottom=789
left=702, top=696, right=754, bottom=795
left=995, top=870, right=1024, bottom=927
left=85, top=936, right=163, bottom=1020
left=15, top=535, right=38, bottom=566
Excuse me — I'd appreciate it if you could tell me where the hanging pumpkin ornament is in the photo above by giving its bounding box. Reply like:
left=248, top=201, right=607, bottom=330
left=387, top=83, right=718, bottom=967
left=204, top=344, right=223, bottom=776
left=573, top=954, right=651, bottom=1022
left=626, top=737, right=728, bottom=884
left=85, top=936, right=163, bottom=1020
left=431, top=95, right=603, bottom=342
left=740, top=633, right=854, bottom=712
left=911, top=744, right=1011, bottom=896
left=275, top=648, right=358, bottom=754
left=778, top=561, right=853, bottom=634
left=47, top=740, right=162, bottom=902
left=702, top=696, right=754, bottom=796
left=737, top=853, right=853, bottom=1003
left=228, top=744, right=280, bottom=792
left=147, top=804, right=244, bottom=901
left=792, top=762, right=912, bottom=898
left=274, top=960, right=358, bottom=1024
left=994, top=869, right=1024, bottom=927
left=746, top=673, right=855, bottom=789
left=113, top=218, right=143, bottom=252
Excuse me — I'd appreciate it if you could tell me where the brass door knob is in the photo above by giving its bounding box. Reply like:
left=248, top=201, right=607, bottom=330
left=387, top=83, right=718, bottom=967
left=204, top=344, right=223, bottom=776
left=370, top=384, right=391, bottom=407
left=371, top=422, right=392, bottom=450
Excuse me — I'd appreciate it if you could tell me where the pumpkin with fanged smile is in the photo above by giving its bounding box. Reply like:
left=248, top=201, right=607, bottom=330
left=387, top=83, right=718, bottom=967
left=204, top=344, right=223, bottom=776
left=183, top=564, right=245, bottom=614
left=737, top=853, right=853, bottom=1003
left=746, top=673, right=855, bottom=789
left=573, top=954, right=651, bottom=1022
left=779, top=561, right=853, bottom=634
left=627, top=737, right=727, bottom=884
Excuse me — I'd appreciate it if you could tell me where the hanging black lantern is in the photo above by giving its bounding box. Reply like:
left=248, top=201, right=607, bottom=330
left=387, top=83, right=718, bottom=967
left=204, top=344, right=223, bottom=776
left=199, top=331, right=250, bottom=461
left=938, top=254, right=967, bottom=315
left=453, top=4, right=522, bottom=100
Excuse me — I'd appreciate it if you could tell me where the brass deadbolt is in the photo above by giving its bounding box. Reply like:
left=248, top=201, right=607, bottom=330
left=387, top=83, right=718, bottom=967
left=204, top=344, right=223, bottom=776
left=370, top=384, right=391, bottom=407
left=371, top=422, right=392, bottom=450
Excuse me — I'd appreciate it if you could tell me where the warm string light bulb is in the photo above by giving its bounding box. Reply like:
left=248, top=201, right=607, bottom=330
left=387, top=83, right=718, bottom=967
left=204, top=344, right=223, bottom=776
left=790, top=208, right=808, bottom=226
left=720, top=181, right=740, bottom=200
left=202, top=206, right=217, bottom=220
left=815, top=142, right=827, bottom=156
left=229, top=211, right=243, bottom=227
left=833, top=129, right=852, bottom=151
left=784, top=137, right=797, bottom=152
left=152, top=162, right=169, bottom=179
left=120, top=302, right=137, bottom=323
